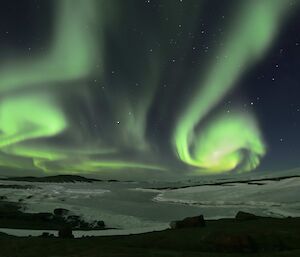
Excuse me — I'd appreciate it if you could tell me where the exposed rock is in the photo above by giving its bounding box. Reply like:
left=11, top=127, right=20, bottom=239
left=66, top=215, right=88, bottom=228
left=170, top=215, right=205, bottom=229
left=66, top=215, right=81, bottom=226
left=88, top=220, right=105, bottom=229
left=235, top=211, right=259, bottom=221
left=40, top=232, right=55, bottom=238
left=65, top=215, right=105, bottom=229
left=96, top=220, right=105, bottom=228
left=58, top=226, right=74, bottom=239
left=0, top=201, right=106, bottom=230
left=53, top=208, right=70, bottom=217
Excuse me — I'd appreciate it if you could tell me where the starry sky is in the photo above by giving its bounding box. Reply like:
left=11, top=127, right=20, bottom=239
left=0, top=0, right=299, bottom=179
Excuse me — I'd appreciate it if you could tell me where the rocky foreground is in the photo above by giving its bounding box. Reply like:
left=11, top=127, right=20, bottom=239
left=0, top=212, right=299, bottom=256
left=0, top=201, right=105, bottom=231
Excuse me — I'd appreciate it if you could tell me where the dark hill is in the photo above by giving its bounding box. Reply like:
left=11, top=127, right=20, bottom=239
left=0, top=175, right=101, bottom=183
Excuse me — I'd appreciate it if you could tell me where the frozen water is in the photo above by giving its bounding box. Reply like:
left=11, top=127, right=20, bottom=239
left=0, top=176, right=300, bottom=236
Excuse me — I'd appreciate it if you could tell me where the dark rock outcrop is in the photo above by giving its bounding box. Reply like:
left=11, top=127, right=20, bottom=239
left=66, top=215, right=89, bottom=228
left=170, top=215, right=205, bottom=229
left=40, top=232, right=55, bottom=238
left=96, top=220, right=105, bottom=228
left=54, top=208, right=70, bottom=217
left=0, top=201, right=106, bottom=230
left=66, top=215, right=82, bottom=227
left=235, top=211, right=259, bottom=221
left=63, top=214, right=105, bottom=229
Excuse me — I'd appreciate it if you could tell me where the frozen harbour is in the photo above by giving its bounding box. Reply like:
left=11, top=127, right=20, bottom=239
left=0, top=176, right=300, bottom=237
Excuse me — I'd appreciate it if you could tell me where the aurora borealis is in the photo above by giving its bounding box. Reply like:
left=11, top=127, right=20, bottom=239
left=0, top=0, right=300, bottom=178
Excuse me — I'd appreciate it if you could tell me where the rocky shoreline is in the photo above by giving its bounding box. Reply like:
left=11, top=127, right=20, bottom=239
left=0, top=201, right=106, bottom=231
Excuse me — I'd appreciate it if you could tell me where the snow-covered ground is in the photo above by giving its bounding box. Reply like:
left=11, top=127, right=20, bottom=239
left=0, top=225, right=168, bottom=238
left=153, top=177, right=300, bottom=218
left=0, top=176, right=300, bottom=236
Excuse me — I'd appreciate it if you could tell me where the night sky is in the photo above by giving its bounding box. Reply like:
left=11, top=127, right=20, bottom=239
left=0, top=0, right=299, bottom=179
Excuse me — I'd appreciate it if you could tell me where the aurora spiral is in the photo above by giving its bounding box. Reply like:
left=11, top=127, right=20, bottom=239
left=0, top=0, right=298, bottom=178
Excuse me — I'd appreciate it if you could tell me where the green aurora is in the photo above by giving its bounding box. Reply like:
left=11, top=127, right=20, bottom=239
left=0, top=0, right=298, bottom=178
left=173, top=0, right=293, bottom=173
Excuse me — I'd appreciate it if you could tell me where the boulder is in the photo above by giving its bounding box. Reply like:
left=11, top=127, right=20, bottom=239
left=54, top=208, right=70, bottom=217
left=65, top=215, right=105, bottom=229
left=66, top=215, right=84, bottom=228
left=235, top=211, right=259, bottom=221
left=96, top=220, right=105, bottom=228
left=89, top=220, right=105, bottom=229
left=170, top=215, right=205, bottom=229
left=40, top=232, right=55, bottom=238
left=58, top=226, right=74, bottom=239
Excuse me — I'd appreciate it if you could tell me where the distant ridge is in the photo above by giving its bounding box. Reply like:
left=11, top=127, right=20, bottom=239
left=0, top=175, right=103, bottom=183
left=150, top=174, right=300, bottom=190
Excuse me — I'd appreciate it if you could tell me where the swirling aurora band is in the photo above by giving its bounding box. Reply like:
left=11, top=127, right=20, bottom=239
left=0, top=0, right=297, bottom=177
left=173, top=0, right=292, bottom=173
